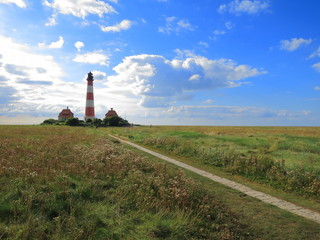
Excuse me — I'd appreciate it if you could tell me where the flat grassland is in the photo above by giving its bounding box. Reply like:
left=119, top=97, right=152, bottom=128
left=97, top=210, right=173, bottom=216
left=1, top=125, right=320, bottom=240
left=107, top=125, right=320, bottom=238
left=0, top=126, right=257, bottom=239
left=110, top=126, right=320, bottom=170
left=108, top=126, right=320, bottom=199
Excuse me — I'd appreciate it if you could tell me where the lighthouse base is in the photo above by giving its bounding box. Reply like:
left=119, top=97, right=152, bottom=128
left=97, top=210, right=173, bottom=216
left=85, top=116, right=95, bottom=122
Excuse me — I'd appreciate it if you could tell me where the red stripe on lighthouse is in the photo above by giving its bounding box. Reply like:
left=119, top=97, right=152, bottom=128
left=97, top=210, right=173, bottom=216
left=86, top=92, right=94, bottom=100
left=85, top=107, right=94, bottom=116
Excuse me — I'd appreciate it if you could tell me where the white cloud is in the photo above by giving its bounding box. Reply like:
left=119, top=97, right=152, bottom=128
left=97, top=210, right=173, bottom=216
left=38, top=36, right=64, bottom=49
left=0, top=36, right=314, bottom=126
left=213, top=30, right=226, bottom=35
left=202, top=99, right=214, bottom=104
left=280, top=38, right=312, bottom=52
left=73, top=51, right=109, bottom=66
left=308, top=47, right=320, bottom=59
left=159, top=16, right=195, bottom=35
left=45, top=14, right=58, bottom=26
left=177, top=19, right=194, bottom=31
left=225, top=21, right=234, bottom=30
left=0, top=35, right=88, bottom=120
left=43, top=0, right=117, bottom=19
left=107, top=53, right=265, bottom=107
left=198, top=41, right=209, bottom=48
left=312, top=62, right=320, bottom=72
left=218, top=0, right=270, bottom=15
left=100, top=19, right=132, bottom=32
left=74, top=41, right=85, bottom=51
left=91, top=70, right=107, bottom=81
left=0, top=0, right=26, bottom=8
left=314, top=86, right=320, bottom=90
left=189, top=74, right=202, bottom=81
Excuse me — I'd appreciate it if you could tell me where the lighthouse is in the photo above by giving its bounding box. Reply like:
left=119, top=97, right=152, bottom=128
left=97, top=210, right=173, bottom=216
left=84, top=72, right=95, bottom=121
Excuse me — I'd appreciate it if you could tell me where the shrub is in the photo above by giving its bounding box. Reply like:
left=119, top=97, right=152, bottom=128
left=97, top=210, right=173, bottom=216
left=42, top=118, right=57, bottom=125
left=65, top=117, right=80, bottom=126
left=103, top=116, right=129, bottom=127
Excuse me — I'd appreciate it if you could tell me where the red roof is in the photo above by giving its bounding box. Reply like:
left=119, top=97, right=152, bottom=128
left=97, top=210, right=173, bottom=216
left=58, top=108, right=74, bottom=118
left=105, top=108, right=118, bottom=118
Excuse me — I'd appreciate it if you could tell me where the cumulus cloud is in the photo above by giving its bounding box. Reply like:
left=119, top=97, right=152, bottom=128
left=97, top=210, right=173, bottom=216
left=43, top=0, right=117, bottom=19
left=0, top=35, right=85, bottom=119
left=38, top=36, right=64, bottom=49
left=107, top=53, right=265, bottom=107
left=280, top=38, right=312, bottom=52
left=100, top=20, right=132, bottom=32
left=0, top=0, right=26, bottom=8
left=91, top=70, right=107, bottom=81
left=158, top=16, right=195, bottom=35
left=74, top=41, right=84, bottom=51
left=45, top=14, right=58, bottom=26
left=73, top=51, right=109, bottom=66
left=218, top=0, right=270, bottom=15
left=312, top=62, right=320, bottom=72
left=0, top=35, right=63, bottom=79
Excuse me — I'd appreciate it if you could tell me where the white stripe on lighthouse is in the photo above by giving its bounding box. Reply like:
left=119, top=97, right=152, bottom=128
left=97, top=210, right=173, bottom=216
left=86, top=86, right=93, bottom=92
left=86, top=100, right=94, bottom=107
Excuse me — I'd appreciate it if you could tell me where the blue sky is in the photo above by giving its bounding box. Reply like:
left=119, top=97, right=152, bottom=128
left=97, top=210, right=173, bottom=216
left=0, top=0, right=319, bottom=126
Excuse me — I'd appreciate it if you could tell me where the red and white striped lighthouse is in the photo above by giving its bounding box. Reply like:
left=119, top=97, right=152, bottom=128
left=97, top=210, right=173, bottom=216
left=84, top=72, right=95, bottom=121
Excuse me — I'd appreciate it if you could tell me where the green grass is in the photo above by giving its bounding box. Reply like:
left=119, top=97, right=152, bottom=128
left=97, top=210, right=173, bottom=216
left=107, top=126, right=320, bottom=201
left=0, top=125, right=256, bottom=239
left=113, top=126, right=320, bottom=170
left=2, top=125, right=320, bottom=239
left=115, top=140, right=320, bottom=240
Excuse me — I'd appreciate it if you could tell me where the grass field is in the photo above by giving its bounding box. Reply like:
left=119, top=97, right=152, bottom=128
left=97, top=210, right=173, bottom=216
left=108, top=126, right=320, bottom=201
left=109, top=126, right=320, bottom=170
left=0, top=126, right=256, bottom=239
left=1, top=125, right=320, bottom=239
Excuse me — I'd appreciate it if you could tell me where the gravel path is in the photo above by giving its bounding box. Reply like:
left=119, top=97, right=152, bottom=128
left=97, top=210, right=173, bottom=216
left=109, top=134, right=320, bottom=224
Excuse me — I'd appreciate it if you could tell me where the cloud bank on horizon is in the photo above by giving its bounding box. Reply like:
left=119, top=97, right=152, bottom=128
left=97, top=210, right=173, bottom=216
left=0, top=0, right=319, bottom=126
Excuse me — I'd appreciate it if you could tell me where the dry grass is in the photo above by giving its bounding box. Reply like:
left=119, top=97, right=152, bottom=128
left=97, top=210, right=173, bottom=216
left=0, top=125, right=254, bottom=239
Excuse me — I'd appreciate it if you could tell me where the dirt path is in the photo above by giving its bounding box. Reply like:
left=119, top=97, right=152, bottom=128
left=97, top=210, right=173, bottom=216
left=109, top=134, right=320, bottom=224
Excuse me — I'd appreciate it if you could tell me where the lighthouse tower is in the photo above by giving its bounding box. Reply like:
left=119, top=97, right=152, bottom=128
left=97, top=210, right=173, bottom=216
left=84, top=72, right=95, bottom=121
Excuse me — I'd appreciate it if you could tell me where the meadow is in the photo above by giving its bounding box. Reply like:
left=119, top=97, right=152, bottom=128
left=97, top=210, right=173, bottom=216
left=108, top=126, right=320, bottom=199
left=0, top=126, right=254, bottom=239
left=1, top=125, right=320, bottom=240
